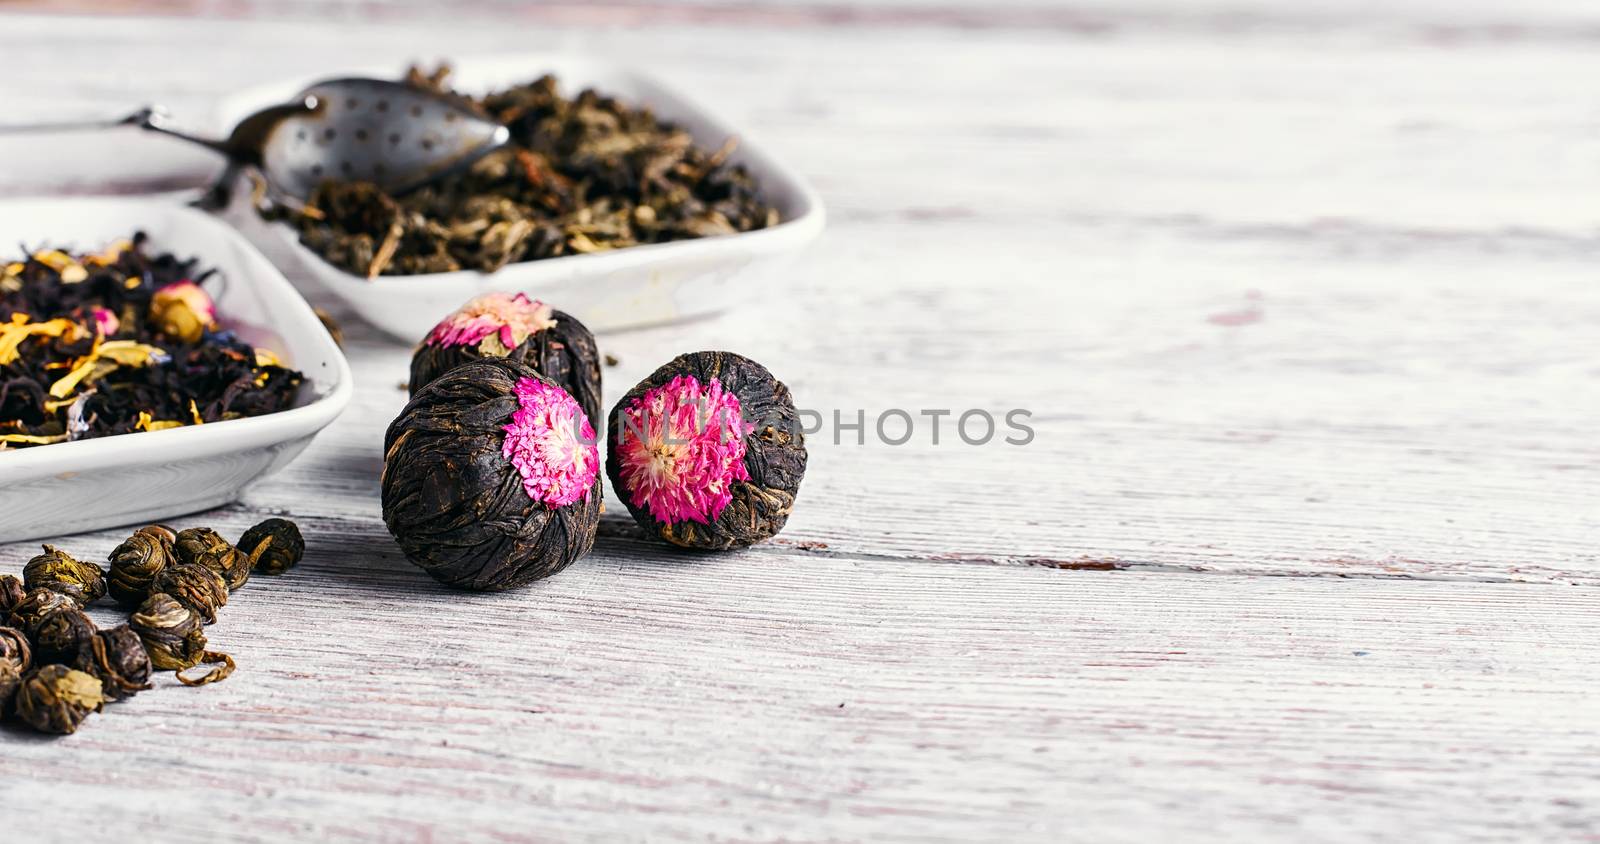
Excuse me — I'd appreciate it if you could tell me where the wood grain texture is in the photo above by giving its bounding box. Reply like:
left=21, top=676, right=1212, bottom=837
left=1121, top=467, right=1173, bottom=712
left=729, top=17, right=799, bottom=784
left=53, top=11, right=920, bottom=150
left=0, top=2, right=1596, bottom=840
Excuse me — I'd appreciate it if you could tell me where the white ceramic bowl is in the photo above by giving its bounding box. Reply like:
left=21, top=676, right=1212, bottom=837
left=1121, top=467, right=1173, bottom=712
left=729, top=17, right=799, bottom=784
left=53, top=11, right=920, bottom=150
left=0, top=198, right=352, bottom=542
left=215, top=55, right=825, bottom=342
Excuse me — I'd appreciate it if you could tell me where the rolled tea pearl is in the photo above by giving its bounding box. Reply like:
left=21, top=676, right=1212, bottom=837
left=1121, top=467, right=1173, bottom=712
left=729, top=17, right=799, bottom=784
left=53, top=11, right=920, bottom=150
left=606, top=351, right=808, bottom=550
left=23, top=545, right=108, bottom=606
left=107, top=525, right=176, bottom=607
left=0, top=662, right=19, bottom=713
left=129, top=593, right=207, bottom=670
left=408, top=294, right=603, bottom=430
left=0, top=625, right=31, bottom=672
left=174, top=528, right=250, bottom=592
left=0, top=574, right=25, bottom=615
left=150, top=563, right=228, bottom=624
left=33, top=606, right=96, bottom=666
left=238, top=518, right=305, bottom=575
left=381, top=359, right=602, bottom=590
left=74, top=625, right=153, bottom=701
left=14, top=664, right=105, bottom=735
left=6, top=588, right=75, bottom=638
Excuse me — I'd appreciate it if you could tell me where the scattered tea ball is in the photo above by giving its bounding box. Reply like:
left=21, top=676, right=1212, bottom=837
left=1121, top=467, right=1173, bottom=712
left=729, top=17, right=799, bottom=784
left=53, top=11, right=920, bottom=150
left=23, top=544, right=108, bottom=606
left=148, top=279, right=216, bottom=344
left=381, top=358, right=602, bottom=590
left=150, top=563, right=228, bottom=624
left=174, top=528, right=251, bottom=592
left=408, top=293, right=602, bottom=428
left=0, top=662, right=19, bottom=714
left=6, top=588, right=75, bottom=638
left=33, top=606, right=96, bottom=666
left=0, top=625, right=32, bottom=672
left=607, top=351, right=807, bottom=550
left=107, top=525, right=177, bottom=607
left=129, top=593, right=207, bottom=671
left=14, top=665, right=105, bottom=735
left=238, top=518, right=305, bottom=575
left=74, top=625, right=153, bottom=702
left=0, top=574, right=25, bottom=615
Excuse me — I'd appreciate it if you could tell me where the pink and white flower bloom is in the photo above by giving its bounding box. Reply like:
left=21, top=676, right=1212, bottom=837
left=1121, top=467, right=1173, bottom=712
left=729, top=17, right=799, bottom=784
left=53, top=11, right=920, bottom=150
left=501, top=376, right=598, bottom=507
left=614, top=375, right=753, bottom=526
left=426, top=292, right=556, bottom=355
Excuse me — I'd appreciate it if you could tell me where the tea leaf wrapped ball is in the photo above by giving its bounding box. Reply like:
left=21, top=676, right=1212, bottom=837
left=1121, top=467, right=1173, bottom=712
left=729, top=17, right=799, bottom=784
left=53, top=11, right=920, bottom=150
left=174, top=527, right=251, bottom=592
left=151, top=563, right=228, bottom=623
left=408, top=293, right=602, bottom=428
left=23, top=545, right=107, bottom=606
left=0, top=625, right=32, bottom=672
left=33, top=606, right=95, bottom=666
left=0, top=662, right=19, bottom=714
left=74, top=625, right=153, bottom=701
left=382, top=358, right=602, bottom=590
left=15, top=665, right=104, bottom=735
left=129, top=593, right=207, bottom=671
left=107, top=524, right=177, bottom=607
left=6, top=588, right=74, bottom=638
left=239, top=518, right=304, bottom=575
left=607, top=351, right=807, bottom=550
left=0, top=574, right=25, bottom=615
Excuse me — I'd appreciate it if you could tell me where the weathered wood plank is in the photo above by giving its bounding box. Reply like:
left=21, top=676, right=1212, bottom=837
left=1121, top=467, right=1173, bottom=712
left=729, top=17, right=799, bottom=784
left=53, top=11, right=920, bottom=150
left=1, top=560, right=1596, bottom=841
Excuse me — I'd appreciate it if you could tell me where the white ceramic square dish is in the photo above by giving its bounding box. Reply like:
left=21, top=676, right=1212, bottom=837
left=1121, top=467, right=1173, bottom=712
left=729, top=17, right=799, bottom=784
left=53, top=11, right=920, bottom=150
left=214, top=54, right=825, bottom=341
left=0, top=198, right=352, bottom=542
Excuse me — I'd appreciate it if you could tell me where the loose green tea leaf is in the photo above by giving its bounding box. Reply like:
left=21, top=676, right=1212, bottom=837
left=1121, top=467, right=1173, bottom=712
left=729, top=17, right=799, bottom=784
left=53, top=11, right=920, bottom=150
left=14, top=664, right=104, bottom=735
left=23, top=545, right=107, bottom=606
left=107, top=525, right=177, bottom=607
left=238, top=518, right=305, bottom=576
left=269, top=67, right=779, bottom=277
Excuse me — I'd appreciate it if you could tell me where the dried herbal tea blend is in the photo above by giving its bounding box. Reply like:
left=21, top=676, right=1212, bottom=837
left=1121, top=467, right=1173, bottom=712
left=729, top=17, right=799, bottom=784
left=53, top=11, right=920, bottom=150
left=607, top=351, right=807, bottom=550
left=0, top=235, right=303, bottom=449
left=382, top=358, right=601, bottom=590
left=409, top=293, right=601, bottom=425
left=239, top=518, right=305, bottom=575
left=266, top=66, right=779, bottom=278
left=14, top=665, right=104, bottom=735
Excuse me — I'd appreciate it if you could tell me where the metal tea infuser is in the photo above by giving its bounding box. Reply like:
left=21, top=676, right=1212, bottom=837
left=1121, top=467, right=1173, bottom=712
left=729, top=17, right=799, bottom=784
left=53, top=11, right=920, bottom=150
left=2, top=78, right=510, bottom=207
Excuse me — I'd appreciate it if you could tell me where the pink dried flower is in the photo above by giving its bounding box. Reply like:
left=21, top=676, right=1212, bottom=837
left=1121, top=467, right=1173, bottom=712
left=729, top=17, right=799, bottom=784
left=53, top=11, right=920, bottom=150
left=89, top=307, right=119, bottom=337
left=426, top=292, right=556, bottom=354
left=148, top=280, right=215, bottom=344
left=614, top=375, right=752, bottom=525
left=501, top=376, right=598, bottom=507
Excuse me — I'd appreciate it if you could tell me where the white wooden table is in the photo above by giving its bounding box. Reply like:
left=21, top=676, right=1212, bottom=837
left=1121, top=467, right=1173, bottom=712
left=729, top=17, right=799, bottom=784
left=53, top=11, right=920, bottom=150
left=2, top=3, right=1598, bottom=840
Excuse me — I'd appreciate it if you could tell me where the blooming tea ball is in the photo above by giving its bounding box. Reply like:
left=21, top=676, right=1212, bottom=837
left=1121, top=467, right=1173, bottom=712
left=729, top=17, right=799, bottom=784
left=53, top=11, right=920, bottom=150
left=0, top=574, right=25, bottom=615
left=239, top=518, right=305, bottom=575
left=73, top=625, right=153, bottom=702
left=107, top=525, right=176, bottom=607
left=408, top=293, right=602, bottom=428
left=382, top=358, right=602, bottom=590
left=606, top=351, right=807, bottom=550
left=23, top=545, right=107, bottom=606
left=14, top=665, right=104, bottom=735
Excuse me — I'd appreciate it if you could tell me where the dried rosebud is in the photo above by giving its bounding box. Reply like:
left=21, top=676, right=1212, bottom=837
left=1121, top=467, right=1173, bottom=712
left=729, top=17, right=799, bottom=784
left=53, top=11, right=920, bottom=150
left=409, top=295, right=602, bottom=428
left=90, top=305, right=120, bottom=337
left=381, top=359, right=602, bottom=590
left=73, top=625, right=153, bottom=701
left=0, top=574, right=25, bottom=615
left=23, top=544, right=108, bottom=606
left=33, top=606, right=95, bottom=666
left=129, top=593, right=207, bottom=670
left=238, top=518, right=305, bottom=575
left=6, top=588, right=75, bottom=638
left=14, top=665, right=105, bottom=735
left=148, top=280, right=216, bottom=344
left=607, top=351, right=807, bottom=550
left=150, top=563, right=228, bottom=624
left=0, top=625, right=31, bottom=672
left=107, top=525, right=176, bottom=607
left=174, top=527, right=250, bottom=591
left=0, top=662, right=19, bottom=713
